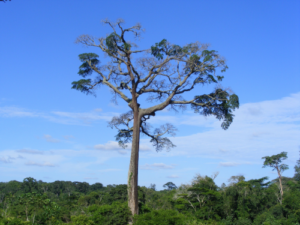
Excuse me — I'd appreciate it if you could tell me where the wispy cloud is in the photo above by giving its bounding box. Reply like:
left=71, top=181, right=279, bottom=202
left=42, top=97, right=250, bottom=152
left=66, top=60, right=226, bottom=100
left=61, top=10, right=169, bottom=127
left=219, top=162, right=240, bottom=167
left=145, top=92, right=300, bottom=164
left=94, top=141, right=151, bottom=154
left=99, top=169, right=121, bottom=172
left=0, top=106, right=39, bottom=117
left=51, top=111, right=112, bottom=124
left=0, top=106, right=116, bottom=125
left=84, top=177, right=98, bottom=180
left=63, top=135, right=75, bottom=140
left=43, top=134, right=60, bottom=143
left=94, top=141, right=124, bottom=151
left=16, top=149, right=44, bottom=155
left=167, top=174, right=179, bottom=178
left=140, top=163, right=175, bottom=170
left=0, top=156, right=13, bottom=163
left=25, top=161, right=55, bottom=167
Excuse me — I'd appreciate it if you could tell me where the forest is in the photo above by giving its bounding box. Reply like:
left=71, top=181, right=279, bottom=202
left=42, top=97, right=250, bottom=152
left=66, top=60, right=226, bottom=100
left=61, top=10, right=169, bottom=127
left=0, top=152, right=299, bottom=225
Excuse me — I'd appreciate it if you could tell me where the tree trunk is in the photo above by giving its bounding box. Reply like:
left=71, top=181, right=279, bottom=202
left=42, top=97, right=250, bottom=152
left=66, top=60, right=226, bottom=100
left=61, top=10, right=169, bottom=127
left=127, top=110, right=141, bottom=219
left=277, top=168, right=283, bottom=205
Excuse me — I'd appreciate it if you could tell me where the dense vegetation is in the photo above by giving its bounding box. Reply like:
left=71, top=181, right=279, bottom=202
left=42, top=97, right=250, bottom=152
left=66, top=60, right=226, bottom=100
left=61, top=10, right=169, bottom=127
left=1, top=153, right=300, bottom=225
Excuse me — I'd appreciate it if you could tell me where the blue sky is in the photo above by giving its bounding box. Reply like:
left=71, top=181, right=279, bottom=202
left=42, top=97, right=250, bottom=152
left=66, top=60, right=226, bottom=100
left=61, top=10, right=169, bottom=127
left=0, top=0, right=299, bottom=190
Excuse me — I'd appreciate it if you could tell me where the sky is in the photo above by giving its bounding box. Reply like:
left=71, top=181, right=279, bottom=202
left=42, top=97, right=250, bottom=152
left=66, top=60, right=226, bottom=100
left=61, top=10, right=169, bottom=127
left=0, top=0, right=299, bottom=190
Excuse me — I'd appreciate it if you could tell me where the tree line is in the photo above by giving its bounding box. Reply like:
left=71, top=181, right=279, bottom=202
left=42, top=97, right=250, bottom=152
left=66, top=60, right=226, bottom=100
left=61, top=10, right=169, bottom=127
left=0, top=151, right=299, bottom=224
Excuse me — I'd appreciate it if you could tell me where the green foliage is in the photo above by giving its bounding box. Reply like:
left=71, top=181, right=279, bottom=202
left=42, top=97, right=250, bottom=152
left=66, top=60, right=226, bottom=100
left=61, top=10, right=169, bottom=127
left=89, top=182, right=103, bottom=192
left=105, top=32, right=121, bottom=55
left=71, top=79, right=93, bottom=95
left=163, top=182, right=177, bottom=190
left=0, top=217, right=30, bottom=225
left=262, top=152, right=289, bottom=172
left=71, top=214, right=94, bottom=225
left=192, top=89, right=239, bottom=130
left=294, top=151, right=300, bottom=182
left=1, top=169, right=300, bottom=224
left=22, top=177, right=38, bottom=194
left=105, top=32, right=131, bottom=55
left=78, top=53, right=100, bottom=77
left=88, top=202, right=131, bottom=225
left=133, top=209, right=187, bottom=225
left=151, top=39, right=168, bottom=60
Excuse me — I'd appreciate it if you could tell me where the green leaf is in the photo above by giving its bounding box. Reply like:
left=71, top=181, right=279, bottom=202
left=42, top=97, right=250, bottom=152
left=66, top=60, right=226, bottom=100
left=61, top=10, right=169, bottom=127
left=207, top=74, right=217, bottom=83
left=77, top=53, right=100, bottom=77
left=71, top=79, right=96, bottom=96
left=106, top=32, right=121, bottom=55
left=151, top=39, right=167, bottom=60
left=192, top=90, right=239, bottom=130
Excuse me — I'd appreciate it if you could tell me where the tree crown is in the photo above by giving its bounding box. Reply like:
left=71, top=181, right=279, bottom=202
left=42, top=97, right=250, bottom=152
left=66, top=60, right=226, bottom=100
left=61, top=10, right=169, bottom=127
left=72, top=19, right=239, bottom=151
left=262, top=151, right=289, bottom=172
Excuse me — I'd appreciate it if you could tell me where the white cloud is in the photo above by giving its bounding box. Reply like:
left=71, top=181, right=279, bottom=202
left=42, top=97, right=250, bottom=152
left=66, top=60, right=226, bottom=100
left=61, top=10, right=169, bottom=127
left=25, top=161, right=55, bottom=167
left=98, top=169, right=121, bottom=172
left=0, top=106, right=116, bottom=125
left=94, top=141, right=151, bottom=153
left=51, top=111, right=113, bottom=124
left=219, top=162, right=240, bottom=167
left=0, top=106, right=39, bottom=117
left=140, top=163, right=175, bottom=170
left=84, top=177, right=98, bottom=180
left=63, top=135, right=75, bottom=140
left=167, top=174, right=179, bottom=178
left=94, top=141, right=123, bottom=151
left=16, top=149, right=44, bottom=155
left=0, top=156, right=13, bottom=163
left=144, top=92, right=300, bottom=164
left=43, top=134, right=60, bottom=143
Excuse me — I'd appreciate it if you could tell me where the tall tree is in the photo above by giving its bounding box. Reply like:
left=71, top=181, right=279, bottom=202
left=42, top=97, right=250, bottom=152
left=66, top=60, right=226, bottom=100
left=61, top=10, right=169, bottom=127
left=262, top=151, right=289, bottom=204
left=72, top=19, right=239, bottom=217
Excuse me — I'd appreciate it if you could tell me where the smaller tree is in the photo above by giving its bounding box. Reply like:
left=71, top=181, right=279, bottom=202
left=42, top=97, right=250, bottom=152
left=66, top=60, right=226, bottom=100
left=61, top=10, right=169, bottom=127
left=262, top=152, right=289, bottom=204
left=149, top=184, right=156, bottom=191
left=294, top=150, right=300, bottom=182
left=163, top=182, right=177, bottom=190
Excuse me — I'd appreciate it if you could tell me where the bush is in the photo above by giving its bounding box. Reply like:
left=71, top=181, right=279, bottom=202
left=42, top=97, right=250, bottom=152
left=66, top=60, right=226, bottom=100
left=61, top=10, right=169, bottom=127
left=133, top=209, right=187, bottom=225
left=89, top=202, right=131, bottom=225
left=0, top=217, right=30, bottom=225
left=71, top=214, right=94, bottom=225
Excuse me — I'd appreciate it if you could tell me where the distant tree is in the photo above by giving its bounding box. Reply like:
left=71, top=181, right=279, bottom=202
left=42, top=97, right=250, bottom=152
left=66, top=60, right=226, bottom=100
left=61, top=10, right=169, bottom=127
left=149, top=184, right=156, bottom=191
left=174, top=175, right=220, bottom=219
left=294, top=150, right=300, bottom=182
left=108, top=184, right=128, bottom=203
left=50, top=181, right=66, bottom=197
left=22, top=177, right=38, bottom=193
left=163, top=182, right=177, bottom=190
left=3, top=180, right=21, bottom=194
left=73, top=181, right=89, bottom=194
left=90, top=182, right=104, bottom=192
left=262, top=152, right=289, bottom=204
left=228, top=175, right=245, bottom=185
left=72, top=19, right=239, bottom=216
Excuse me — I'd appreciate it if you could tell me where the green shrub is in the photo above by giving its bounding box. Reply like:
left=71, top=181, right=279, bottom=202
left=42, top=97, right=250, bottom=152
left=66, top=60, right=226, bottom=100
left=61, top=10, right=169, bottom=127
left=0, top=217, right=30, bottom=225
left=71, top=214, right=95, bottom=225
left=88, top=202, right=131, bottom=225
left=133, top=209, right=187, bottom=225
